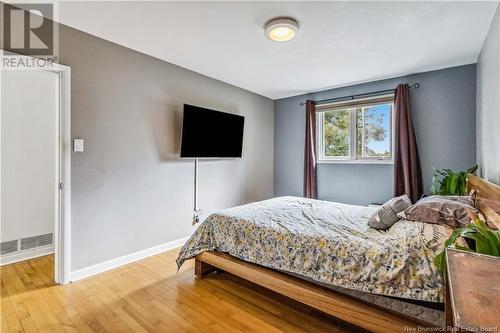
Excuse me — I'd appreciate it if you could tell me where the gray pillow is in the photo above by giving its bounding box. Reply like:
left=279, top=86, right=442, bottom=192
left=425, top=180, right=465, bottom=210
left=368, top=195, right=412, bottom=230
left=397, top=195, right=477, bottom=228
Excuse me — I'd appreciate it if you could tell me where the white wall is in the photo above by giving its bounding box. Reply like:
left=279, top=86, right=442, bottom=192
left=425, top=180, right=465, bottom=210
left=1, top=70, right=57, bottom=241
left=477, top=4, right=500, bottom=184
left=59, top=26, right=274, bottom=272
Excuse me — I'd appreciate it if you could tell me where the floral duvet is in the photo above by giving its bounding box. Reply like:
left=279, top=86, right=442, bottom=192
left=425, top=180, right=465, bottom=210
left=176, top=196, right=451, bottom=302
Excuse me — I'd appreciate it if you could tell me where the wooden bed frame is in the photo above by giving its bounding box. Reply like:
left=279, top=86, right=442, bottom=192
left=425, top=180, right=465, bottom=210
left=194, top=174, right=500, bottom=333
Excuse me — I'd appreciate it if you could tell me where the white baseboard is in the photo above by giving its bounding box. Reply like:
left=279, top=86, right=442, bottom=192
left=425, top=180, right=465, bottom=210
left=70, top=236, right=189, bottom=282
left=0, top=245, right=55, bottom=266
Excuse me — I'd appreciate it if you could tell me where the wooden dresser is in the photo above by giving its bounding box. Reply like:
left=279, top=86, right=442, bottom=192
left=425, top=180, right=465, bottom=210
left=445, top=248, right=500, bottom=331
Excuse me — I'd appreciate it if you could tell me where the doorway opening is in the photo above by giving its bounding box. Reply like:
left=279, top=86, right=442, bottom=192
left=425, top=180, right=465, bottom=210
left=1, top=55, right=71, bottom=284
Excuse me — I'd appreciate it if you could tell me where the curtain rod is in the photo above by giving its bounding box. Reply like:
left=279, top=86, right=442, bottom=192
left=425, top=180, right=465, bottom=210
left=299, top=82, right=420, bottom=107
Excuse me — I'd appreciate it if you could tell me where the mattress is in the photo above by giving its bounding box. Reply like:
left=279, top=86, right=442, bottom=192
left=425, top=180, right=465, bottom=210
left=285, top=269, right=444, bottom=328
left=176, top=196, right=452, bottom=303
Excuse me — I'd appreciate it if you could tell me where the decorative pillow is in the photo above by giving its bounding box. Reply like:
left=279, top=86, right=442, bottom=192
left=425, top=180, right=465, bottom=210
left=368, top=195, right=412, bottom=230
left=398, top=195, right=477, bottom=228
left=476, top=197, right=500, bottom=230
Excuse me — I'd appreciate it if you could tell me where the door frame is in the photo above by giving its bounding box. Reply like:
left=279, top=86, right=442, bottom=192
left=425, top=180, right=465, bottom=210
left=1, top=54, right=71, bottom=284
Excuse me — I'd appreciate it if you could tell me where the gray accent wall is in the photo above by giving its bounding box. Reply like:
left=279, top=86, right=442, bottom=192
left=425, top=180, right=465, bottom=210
left=477, top=4, right=500, bottom=184
left=275, top=65, right=477, bottom=206
left=59, top=26, right=274, bottom=271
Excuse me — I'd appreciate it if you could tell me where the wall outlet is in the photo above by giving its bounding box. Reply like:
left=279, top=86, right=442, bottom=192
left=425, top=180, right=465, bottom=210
left=192, top=209, right=203, bottom=225
left=73, top=139, right=84, bottom=152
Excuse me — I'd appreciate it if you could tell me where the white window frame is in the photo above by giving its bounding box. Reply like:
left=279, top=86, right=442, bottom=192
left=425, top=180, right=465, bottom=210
left=316, top=94, right=394, bottom=164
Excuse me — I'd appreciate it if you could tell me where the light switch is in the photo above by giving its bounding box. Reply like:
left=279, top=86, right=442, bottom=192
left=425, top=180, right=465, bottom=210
left=74, top=139, right=84, bottom=152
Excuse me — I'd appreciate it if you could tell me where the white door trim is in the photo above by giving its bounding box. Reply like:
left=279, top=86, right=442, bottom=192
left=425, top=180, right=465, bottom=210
left=1, top=54, right=71, bottom=284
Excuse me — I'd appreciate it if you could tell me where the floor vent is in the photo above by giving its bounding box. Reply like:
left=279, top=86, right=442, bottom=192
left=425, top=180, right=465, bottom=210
left=20, top=236, right=39, bottom=250
left=1, top=240, right=18, bottom=255
left=37, top=233, right=53, bottom=247
left=2, top=233, right=54, bottom=253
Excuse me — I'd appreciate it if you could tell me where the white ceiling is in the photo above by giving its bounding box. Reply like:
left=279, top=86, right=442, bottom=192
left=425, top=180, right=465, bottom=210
left=58, top=1, right=499, bottom=99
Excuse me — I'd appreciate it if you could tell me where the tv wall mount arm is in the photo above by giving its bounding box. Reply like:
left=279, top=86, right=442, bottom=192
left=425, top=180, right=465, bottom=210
left=193, top=158, right=202, bottom=224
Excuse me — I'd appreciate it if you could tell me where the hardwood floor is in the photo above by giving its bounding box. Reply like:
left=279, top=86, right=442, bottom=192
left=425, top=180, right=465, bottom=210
left=1, top=249, right=362, bottom=332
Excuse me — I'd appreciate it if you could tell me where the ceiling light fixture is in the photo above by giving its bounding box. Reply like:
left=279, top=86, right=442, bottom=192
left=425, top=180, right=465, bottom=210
left=265, top=17, right=299, bottom=42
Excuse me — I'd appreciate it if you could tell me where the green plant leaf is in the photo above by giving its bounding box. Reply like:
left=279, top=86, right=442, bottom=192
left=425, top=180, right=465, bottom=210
left=467, top=165, right=478, bottom=174
left=434, top=218, right=500, bottom=273
left=449, top=175, right=458, bottom=194
left=430, top=165, right=479, bottom=196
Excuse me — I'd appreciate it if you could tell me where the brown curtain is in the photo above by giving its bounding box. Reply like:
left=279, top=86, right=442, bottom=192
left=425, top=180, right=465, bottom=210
left=394, top=84, right=423, bottom=202
left=304, top=100, right=317, bottom=199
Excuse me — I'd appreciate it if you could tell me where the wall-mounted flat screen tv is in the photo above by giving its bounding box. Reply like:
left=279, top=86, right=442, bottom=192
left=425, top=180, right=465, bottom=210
left=180, top=104, right=245, bottom=158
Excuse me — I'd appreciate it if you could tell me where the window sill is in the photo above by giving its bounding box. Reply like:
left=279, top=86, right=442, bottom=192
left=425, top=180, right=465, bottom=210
left=317, top=159, right=394, bottom=165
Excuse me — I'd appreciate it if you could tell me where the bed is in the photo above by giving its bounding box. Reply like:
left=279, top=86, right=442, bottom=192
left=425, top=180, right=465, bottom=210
left=176, top=175, right=499, bottom=332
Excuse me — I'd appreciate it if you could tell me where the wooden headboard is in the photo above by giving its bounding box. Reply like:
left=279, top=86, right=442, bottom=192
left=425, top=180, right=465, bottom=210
left=466, top=174, right=500, bottom=201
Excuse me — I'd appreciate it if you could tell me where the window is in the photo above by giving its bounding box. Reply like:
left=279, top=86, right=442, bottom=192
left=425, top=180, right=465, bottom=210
left=316, top=96, right=394, bottom=163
